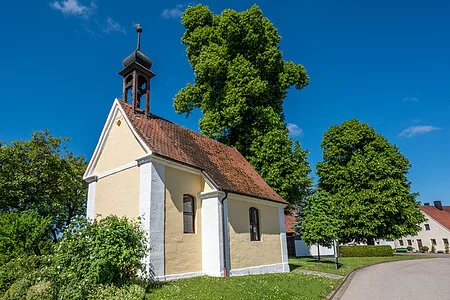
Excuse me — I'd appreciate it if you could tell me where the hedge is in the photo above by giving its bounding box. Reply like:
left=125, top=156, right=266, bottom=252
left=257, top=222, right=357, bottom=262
left=340, top=245, right=393, bottom=257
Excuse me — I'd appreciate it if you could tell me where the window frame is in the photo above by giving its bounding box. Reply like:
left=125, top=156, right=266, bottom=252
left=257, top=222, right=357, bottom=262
left=424, top=224, right=430, bottom=231
left=407, top=239, right=412, bottom=246
left=431, top=239, right=437, bottom=246
left=249, top=207, right=260, bottom=242
left=399, top=240, right=404, bottom=246
left=183, top=194, right=195, bottom=234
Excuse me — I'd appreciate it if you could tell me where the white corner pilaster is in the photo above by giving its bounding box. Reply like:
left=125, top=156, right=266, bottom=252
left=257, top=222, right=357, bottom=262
left=85, top=175, right=98, bottom=220
left=278, top=207, right=289, bottom=272
left=138, top=156, right=165, bottom=279
left=200, top=190, right=227, bottom=277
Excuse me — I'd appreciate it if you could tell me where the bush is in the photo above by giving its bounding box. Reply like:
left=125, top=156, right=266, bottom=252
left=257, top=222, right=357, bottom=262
left=49, top=216, right=148, bottom=299
left=340, top=245, right=393, bottom=257
left=89, top=284, right=146, bottom=300
left=431, top=244, right=436, bottom=253
left=406, top=246, right=414, bottom=252
left=445, top=243, right=449, bottom=254
left=0, top=211, right=53, bottom=265
left=420, top=245, right=429, bottom=252
left=0, top=255, right=52, bottom=295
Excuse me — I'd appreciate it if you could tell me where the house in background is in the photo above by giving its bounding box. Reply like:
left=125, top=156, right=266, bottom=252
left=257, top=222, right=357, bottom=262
left=83, top=27, right=289, bottom=280
left=394, top=201, right=450, bottom=252
left=284, top=214, right=296, bottom=256
left=284, top=214, right=335, bottom=257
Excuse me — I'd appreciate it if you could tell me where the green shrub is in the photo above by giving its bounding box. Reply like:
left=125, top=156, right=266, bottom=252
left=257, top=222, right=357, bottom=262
left=49, top=216, right=148, bottom=299
left=340, top=245, right=393, bottom=257
left=431, top=245, right=436, bottom=253
left=0, top=211, right=53, bottom=265
left=445, top=243, right=449, bottom=254
left=89, top=284, right=146, bottom=300
left=0, top=255, right=52, bottom=295
left=406, top=246, right=414, bottom=252
left=420, top=245, right=429, bottom=252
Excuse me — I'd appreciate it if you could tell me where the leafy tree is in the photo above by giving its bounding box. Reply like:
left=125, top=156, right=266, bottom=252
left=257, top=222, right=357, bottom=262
left=299, top=192, right=340, bottom=247
left=0, top=130, right=87, bottom=240
left=316, top=119, right=425, bottom=244
left=175, top=4, right=311, bottom=204
left=0, top=211, right=52, bottom=265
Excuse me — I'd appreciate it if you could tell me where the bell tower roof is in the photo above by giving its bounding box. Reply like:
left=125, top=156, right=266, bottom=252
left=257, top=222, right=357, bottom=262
left=118, top=24, right=155, bottom=119
left=122, top=24, right=152, bottom=69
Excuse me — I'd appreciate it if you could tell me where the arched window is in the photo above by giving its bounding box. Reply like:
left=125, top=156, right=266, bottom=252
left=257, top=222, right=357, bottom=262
left=183, top=195, right=195, bottom=233
left=249, top=207, right=260, bottom=241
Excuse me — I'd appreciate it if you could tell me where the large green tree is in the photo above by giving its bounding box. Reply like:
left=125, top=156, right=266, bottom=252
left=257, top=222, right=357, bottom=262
left=0, top=130, right=87, bottom=241
left=315, top=119, right=425, bottom=244
left=174, top=4, right=311, bottom=204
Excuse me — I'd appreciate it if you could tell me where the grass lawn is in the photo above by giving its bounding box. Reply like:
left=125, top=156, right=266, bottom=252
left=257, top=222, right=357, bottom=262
left=289, top=254, right=429, bottom=276
left=146, top=272, right=340, bottom=299
left=145, top=255, right=429, bottom=299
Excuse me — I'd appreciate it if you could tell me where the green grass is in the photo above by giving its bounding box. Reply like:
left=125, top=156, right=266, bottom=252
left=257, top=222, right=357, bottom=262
left=146, top=272, right=340, bottom=299
left=144, top=255, right=429, bottom=299
left=289, top=254, right=429, bottom=276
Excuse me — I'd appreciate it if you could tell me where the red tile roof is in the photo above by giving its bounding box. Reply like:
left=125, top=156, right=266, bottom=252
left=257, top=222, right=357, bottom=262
left=284, top=214, right=297, bottom=234
left=420, top=205, right=450, bottom=231
left=118, top=101, right=286, bottom=204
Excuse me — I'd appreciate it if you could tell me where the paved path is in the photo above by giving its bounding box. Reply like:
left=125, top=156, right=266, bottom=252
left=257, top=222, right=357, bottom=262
left=336, top=258, right=450, bottom=300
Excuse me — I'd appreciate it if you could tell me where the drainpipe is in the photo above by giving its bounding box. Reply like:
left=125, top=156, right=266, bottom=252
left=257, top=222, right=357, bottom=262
left=220, top=191, right=229, bottom=277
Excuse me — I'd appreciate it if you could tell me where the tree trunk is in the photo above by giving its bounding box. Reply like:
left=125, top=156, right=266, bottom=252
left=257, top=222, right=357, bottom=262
left=51, top=228, right=58, bottom=243
left=317, top=243, right=321, bottom=263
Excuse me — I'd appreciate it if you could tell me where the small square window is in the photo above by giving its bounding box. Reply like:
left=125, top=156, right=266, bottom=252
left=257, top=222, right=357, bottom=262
left=399, top=240, right=404, bottom=246
left=407, top=240, right=412, bottom=246
left=431, top=239, right=437, bottom=246
left=425, top=224, right=430, bottom=230
left=443, top=238, right=449, bottom=245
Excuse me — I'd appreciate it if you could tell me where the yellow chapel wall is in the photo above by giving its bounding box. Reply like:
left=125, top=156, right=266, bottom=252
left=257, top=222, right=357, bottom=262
left=92, top=109, right=146, bottom=175
left=164, top=166, right=205, bottom=275
left=227, top=197, right=282, bottom=270
left=91, top=108, right=144, bottom=220
left=94, top=166, right=140, bottom=219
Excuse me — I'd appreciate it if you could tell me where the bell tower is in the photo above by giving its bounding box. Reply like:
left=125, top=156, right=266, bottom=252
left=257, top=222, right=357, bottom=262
left=119, top=24, right=156, bottom=118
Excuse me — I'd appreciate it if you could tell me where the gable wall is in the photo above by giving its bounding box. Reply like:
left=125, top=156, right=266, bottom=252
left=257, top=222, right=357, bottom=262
left=227, top=197, right=282, bottom=269
left=94, top=166, right=140, bottom=219
left=395, top=212, right=450, bottom=251
left=92, top=109, right=146, bottom=175
left=164, top=166, right=205, bottom=275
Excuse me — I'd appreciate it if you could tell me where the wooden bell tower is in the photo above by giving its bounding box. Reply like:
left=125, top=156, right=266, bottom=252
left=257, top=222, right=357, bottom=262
left=119, top=24, right=156, bottom=118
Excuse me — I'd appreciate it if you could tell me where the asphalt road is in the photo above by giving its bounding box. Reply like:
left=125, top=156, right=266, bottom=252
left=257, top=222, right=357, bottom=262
left=336, top=257, right=450, bottom=300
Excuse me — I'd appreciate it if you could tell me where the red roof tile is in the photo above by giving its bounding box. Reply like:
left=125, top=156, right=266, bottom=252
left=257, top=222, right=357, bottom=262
left=420, top=205, right=450, bottom=231
left=284, top=214, right=297, bottom=234
left=118, top=101, right=286, bottom=204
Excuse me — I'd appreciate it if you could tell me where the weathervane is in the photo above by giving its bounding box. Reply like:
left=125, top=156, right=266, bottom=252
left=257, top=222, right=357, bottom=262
left=134, top=23, right=142, bottom=50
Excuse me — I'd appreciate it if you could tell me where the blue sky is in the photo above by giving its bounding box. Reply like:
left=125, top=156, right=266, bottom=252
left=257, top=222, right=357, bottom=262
left=0, top=0, right=449, bottom=205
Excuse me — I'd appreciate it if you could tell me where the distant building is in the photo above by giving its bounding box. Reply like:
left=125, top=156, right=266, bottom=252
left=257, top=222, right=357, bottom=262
left=394, top=201, right=450, bottom=252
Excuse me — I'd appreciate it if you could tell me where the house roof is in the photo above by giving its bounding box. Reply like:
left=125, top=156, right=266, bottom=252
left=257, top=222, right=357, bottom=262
left=420, top=205, right=450, bottom=231
left=284, top=214, right=297, bottom=234
left=118, top=100, right=286, bottom=204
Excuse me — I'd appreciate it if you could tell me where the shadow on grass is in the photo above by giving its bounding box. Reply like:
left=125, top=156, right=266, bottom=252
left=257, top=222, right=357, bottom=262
left=289, top=258, right=342, bottom=271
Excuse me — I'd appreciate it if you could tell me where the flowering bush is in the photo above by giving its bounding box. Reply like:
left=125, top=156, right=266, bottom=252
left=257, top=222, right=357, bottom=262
left=49, top=216, right=149, bottom=299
